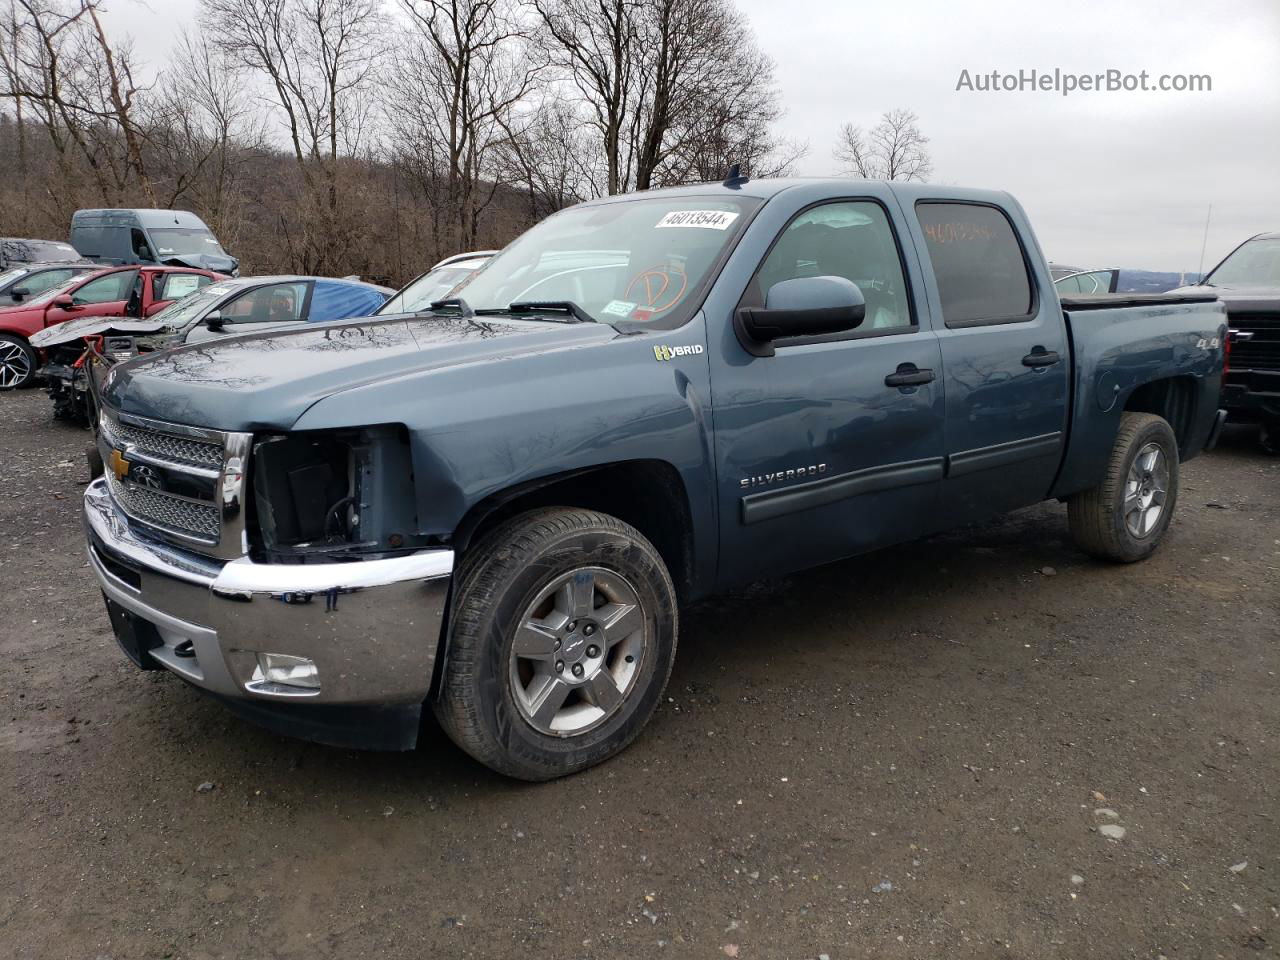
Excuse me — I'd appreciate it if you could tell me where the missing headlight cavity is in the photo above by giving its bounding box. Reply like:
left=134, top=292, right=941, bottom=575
left=251, top=425, right=417, bottom=561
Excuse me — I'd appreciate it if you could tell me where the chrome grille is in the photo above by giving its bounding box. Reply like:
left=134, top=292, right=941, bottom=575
left=101, top=417, right=223, bottom=469
left=98, top=408, right=252, bottom=559
left=106, top=471, right=221, bottom=541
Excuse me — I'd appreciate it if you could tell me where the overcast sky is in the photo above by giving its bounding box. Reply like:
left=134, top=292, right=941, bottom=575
left=105, top=0, right=1279, bottom=272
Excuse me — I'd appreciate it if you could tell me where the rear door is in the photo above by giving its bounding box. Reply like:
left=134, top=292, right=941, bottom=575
left=909, top=199, right=1069, bottom=523
left=147, top=270, right=213, bottom=315
left=710, top=192, right=946, bottom=589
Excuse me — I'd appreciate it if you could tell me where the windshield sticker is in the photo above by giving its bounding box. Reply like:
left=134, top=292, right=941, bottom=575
left=655, top=210, right=739, bottom=230
left=602, top=299, right=637, bottom=318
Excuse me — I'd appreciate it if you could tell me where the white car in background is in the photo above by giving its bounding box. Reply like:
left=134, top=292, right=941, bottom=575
left=378, top=251, right=497, bottom=315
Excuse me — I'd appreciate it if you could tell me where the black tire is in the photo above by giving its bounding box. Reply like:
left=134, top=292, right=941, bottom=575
left=435, top=508, right=678, bottom=781
left=0, top=333, right=38, bottom=390
left=1261, top=419, right=1279, bottom=456
left=86, top=443, right=104, bottom=480
left=1068, top=412, right=1180, bottom=562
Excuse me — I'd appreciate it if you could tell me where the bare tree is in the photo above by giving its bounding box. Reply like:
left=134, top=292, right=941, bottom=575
left=0, top=0, right=155, bottom=211
left=531, top=0, right=791, bottom=195
left=495, top=97, right=593, bottom=220
left=143, top=31, right=267, bottom=245
left=834, top=108, right=932, bottom=182
left=386, top=0, right=538, bottom=258
left=530, top=0, right=637, bottom=196
left=200, top=0, right=383, bottom=273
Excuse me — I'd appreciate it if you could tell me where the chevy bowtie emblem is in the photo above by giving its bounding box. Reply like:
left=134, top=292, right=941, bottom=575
left=110, top=448, right=130, bottom=482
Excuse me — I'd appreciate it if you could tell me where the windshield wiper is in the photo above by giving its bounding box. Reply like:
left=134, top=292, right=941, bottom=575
left=502, top=300, right=597, bottom=323
left=427, top=297, right=476, bottom=317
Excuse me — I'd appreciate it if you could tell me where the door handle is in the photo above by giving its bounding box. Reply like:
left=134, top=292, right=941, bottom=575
left=885, top=364, right=936, bottom=388
left=1022, top=349, right=1061, bottom=368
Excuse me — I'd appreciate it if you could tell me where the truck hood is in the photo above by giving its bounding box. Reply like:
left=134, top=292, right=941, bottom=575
left=101, top=313, right=619, bottom=431
left=1168, top=282, right=1280, bottom=314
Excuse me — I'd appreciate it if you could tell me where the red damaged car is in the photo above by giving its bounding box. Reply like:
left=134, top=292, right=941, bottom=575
left=0, top=264, right=225, bottom=389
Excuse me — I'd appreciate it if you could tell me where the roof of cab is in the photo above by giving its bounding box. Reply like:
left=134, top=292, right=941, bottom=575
left=579, top=176, right=1015, bottom=208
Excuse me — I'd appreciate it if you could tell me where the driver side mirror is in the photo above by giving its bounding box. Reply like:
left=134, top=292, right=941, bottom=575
left=11, top=286, right=30, bottom=302
left=204, top=310, right=226, bottom=331
left=734, top=276, right=866, bottom=357
left=53, top=294, right=78, bottom=310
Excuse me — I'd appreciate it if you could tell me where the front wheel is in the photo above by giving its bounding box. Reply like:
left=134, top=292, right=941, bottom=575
left=435, top=508, right=678, bottom=781
left=0, top=334, right=37, bottom=390
left=1068, top=412, right=1180, bottom=562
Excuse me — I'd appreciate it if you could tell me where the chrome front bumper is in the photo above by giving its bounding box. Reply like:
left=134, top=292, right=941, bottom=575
left=83, top=477, right=453, bottom=710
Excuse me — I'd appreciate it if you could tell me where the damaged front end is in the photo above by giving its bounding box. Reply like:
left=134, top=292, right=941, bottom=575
left=249, top=425, right=425, bottom=563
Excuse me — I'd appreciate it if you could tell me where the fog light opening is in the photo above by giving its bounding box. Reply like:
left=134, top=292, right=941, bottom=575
left=250, top=653, right=321, bottom=692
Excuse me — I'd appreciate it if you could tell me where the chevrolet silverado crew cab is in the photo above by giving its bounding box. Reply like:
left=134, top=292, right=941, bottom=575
left=82, top=178, right=1226, bottom=780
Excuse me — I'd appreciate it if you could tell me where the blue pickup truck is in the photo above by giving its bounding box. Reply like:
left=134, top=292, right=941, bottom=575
left=83, top=178, right=1226, bottom=779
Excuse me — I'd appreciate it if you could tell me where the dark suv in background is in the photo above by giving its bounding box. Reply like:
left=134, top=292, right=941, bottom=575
left=1172, top=232, right=1280, bottom=450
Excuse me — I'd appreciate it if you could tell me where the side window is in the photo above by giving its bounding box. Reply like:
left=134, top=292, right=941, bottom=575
left=751, top=200, right=914, bottom=337
left=1055, top=274, right=1084, bottom=294
left=73, top=270, right=138, bottom=305
left=916, top=202, right=1034, bottom=326
left=131, top=228, right=154, bottom=261
left=156, top=273, right=208, bottom=302
left=24, top=269, right=74, bottom=296
left=221, top=282, right=309, bottom=323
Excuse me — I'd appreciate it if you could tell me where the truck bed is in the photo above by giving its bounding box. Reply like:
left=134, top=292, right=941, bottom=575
left=1050, top=296, right=1227, bottom=498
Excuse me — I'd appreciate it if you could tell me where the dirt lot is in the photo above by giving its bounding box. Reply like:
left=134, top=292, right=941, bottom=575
left=2, top=387, right=1278, bottom=960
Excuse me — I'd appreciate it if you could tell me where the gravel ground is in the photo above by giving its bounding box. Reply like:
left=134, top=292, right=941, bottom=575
left=2, top=386, right=1278, bottom=960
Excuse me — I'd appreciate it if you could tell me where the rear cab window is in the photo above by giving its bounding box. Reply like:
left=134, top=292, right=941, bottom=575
left=915, top=202, right=1036, bottom=327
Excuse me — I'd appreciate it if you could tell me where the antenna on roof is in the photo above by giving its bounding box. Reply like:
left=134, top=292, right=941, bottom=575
left=723, top=162, right=749, bottom=188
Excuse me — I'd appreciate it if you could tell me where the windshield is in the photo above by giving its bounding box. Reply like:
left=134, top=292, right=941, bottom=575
left=149, top=227, right=227, bottom=258
left=0, top=268, right=27, bottom=288
left=148, top=280, right=240, bottom=331
left=454, top=196, right=760, bottom=326
left=1, top=239, right=81, bottom=264
left=379, top=261, right=489, bottom=314
left=1207, top=237, right=1280, bottom=287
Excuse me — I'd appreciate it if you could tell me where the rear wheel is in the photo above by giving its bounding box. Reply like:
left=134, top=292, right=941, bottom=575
left=1068, top=412, right=1179, bottom=562
left=435, top=508, right=678, bottom=781
left=0, top=334, right=37, bottom=390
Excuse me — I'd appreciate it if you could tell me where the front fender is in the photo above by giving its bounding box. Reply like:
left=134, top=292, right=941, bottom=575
left=291, top=313, right=720, bottom=593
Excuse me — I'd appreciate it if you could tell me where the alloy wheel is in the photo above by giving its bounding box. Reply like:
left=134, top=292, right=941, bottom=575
left=1123, top=442, right=1169, bottom=538
left=0, top=340, right=32, bottom=389
left=509, top=566, right=647, bottom=736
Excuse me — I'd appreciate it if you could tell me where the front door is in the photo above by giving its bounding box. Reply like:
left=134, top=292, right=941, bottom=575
left=43, top=269, right=139, bottom=329
left=710, top=198, right=947, bottom=589
left=185, top=280, right=312, bottom=343
left=912, top=201, right=1070, bottom=523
